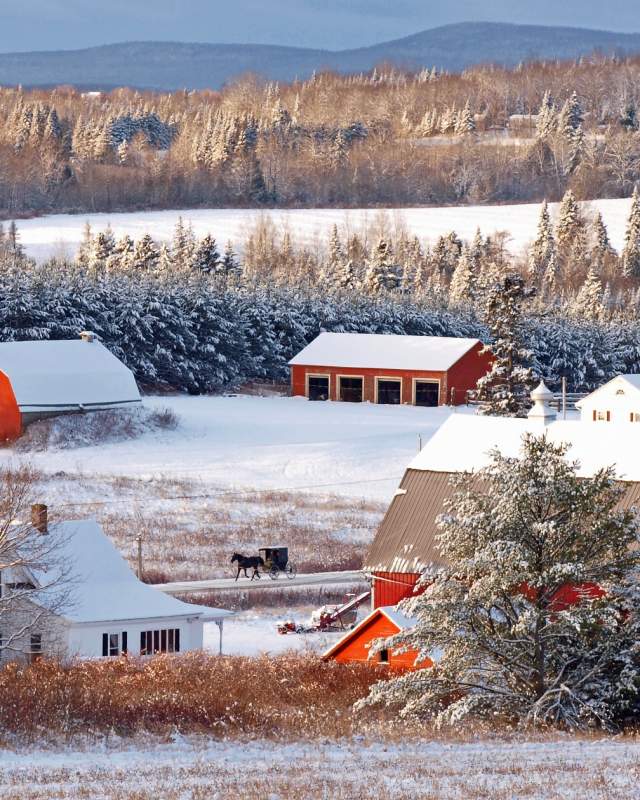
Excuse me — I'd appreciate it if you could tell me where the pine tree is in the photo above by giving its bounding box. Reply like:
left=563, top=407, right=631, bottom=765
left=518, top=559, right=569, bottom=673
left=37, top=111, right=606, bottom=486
left=359, top=435, right=640, bottom=730
left=172, top=217, right=196, bottom=270
left=556, top=190, right=583, bottom=253
left=220, top=240, right=242, bottom=283
left=622, top=187, right=640, bottom=278
left=191, top=234, right=220, bottom=274
left=535, top=91, right=557, bottom=141
left=476, top=274, right=537, bottom=416
left=454, top=100, right=475, bottom=135
left=448, top=244, right=474, bottom=305
left=573, top=267, right=605, bottom=320
left=566, top=125, right=585, bottom=174
left=528, top=201, right=556, bottom=280
left=591, top=211, right=613, bottom=271
left=131, top=234, right=160, bottom=271
left=76, top=222, right=93, bottom=269
left=363, top=239, right=401, bottom=294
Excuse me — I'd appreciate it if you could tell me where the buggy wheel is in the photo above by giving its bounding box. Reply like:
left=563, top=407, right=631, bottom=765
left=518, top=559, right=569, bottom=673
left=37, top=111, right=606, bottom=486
left=285, top=562, right=297, bottom=579
left=269, top=565, right=279, bottom=580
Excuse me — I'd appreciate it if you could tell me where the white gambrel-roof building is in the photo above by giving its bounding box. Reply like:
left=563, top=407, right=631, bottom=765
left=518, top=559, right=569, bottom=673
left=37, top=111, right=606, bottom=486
left=0, top=333, right=141, bottom=440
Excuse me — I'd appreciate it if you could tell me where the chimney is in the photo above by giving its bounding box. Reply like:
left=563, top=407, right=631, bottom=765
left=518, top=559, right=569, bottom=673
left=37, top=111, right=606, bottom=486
left=79, top=331, right=96, bottom=343
left=31, top=503, right=48, bottom=534
left=528, top=380, right=557, bottom=424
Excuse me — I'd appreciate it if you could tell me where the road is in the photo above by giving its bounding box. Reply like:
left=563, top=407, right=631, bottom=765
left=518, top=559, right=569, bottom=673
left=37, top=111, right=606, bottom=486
left=153, top=570, right=365, bottom=594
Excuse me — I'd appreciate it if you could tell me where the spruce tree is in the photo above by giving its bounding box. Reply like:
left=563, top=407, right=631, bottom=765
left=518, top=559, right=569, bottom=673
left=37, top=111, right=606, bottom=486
left=131, top=234, right=160, bottom=271
left=476, top=274, right=536, bottom=416
left=573, top=267, right=605, bottom=320
left=622, top=187, right=640, bottom=278
left=556, top=190, right=583, bottom=253
left=191, top=234, right=220, bottom=274
left=535, top=91, right=557, bottom=141
left=448, top=244, right=474, bottom=305
left=528, top=201, right=556, bottom=280
left=363, top=239, right=401, bottom=294
left=359, top=435, right=640, bottom=730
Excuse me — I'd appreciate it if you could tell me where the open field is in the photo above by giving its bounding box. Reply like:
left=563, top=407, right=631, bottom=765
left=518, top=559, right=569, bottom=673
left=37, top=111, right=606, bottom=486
left=13, top=196, right=636, bottom=262
left=1, top=736, right=639, bottom=799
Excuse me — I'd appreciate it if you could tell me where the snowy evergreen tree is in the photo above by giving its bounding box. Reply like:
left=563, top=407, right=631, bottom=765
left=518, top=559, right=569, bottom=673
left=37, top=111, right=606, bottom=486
left=454, top=100, right=475, bottom=135
left=172, top=217, right=196, bottom=270
left=622, top=187, right=640, bottom=278
left=556, top=190, right=583, bottom=253
left=220, top=240, right=242, bottom=283
left=528, top=201, right=556, bottom=281
left=591, top=212, right=614, bottom=271
left=535, top=91, right=557, bottom=141
left=573, top=268, right=605, bottom=320
left=191, top=234, right=220, bottom=274
left=448, top=244, right=474, bottom=305
left=359, top=435, right=640, bottom=730
left=477, top=274, right=536, bottom=416
left=363, top=239, right=401, bottom=294
left=131, top=234, right=160, bottom=271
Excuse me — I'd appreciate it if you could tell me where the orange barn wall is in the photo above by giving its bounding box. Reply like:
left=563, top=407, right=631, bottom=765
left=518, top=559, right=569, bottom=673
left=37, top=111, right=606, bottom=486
left=0, top=373, right=21, bottom=441
left=372, top=572, right=421, bottom=609
left=330, top=613, right=425, bottom=669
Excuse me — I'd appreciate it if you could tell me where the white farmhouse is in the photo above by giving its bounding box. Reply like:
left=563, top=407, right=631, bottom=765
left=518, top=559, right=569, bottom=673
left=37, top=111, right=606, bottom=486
left=0, top=506, right=230, bottom=662
left=575, top=375, right=640, bottom=424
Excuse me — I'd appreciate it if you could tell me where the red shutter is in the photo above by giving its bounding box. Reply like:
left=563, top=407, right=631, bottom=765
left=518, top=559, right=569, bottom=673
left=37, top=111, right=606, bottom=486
left=606, top=411, right=611, bottom=422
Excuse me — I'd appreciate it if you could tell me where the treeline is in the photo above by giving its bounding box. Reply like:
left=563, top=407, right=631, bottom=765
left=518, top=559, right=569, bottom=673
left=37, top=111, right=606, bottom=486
left=0, top=227, right=640, bottom=394
left=4, top=55, right=640, bottom=213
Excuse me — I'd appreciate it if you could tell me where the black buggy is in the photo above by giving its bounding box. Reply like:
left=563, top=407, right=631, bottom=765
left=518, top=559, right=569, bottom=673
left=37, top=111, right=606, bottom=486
left=259, top=546, right=297, bottom=580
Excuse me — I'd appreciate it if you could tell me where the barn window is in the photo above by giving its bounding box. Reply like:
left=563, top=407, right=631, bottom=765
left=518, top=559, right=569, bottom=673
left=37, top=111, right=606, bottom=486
left=379, top=648, right=389, bottom=664
left=101, top=632, right=122, bottom=657
left=414, top=381, right=439, bottom=407
left=307, top=375, right=329, bottom=401
left=140, top=628, right=181, bottom=656
left=376, top=378, right=401, bottom=405
left=339, top=377, right=363, bottom=403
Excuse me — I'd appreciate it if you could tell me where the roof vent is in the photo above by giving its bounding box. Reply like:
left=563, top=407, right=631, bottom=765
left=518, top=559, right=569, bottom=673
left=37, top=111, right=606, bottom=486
left=528, top=380, right=557, bottom=424
left=31, top=503, right=48, bottom=535
left=79, top=331, right=96, bottom=343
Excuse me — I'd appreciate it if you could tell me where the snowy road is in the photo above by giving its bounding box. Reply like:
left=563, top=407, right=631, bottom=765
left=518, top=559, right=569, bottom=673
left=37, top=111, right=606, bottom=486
left=155, top=569, right=364, bottom=594
left=12, top=196, right=636, bottom=262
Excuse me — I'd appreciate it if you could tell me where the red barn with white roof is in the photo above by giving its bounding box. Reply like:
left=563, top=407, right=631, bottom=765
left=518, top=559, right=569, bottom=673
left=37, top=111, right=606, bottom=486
left=289, top=332, right=492, bottom=407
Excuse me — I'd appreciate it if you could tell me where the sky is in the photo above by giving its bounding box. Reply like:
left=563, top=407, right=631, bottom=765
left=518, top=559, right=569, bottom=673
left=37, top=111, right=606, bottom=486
left=2, top=0, right=640, bottom=53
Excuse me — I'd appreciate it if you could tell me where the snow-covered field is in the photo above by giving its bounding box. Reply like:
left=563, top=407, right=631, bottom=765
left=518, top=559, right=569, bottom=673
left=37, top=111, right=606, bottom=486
left=2, top=736, right=639, bottom=799
left=13, top=196, right=635, bottom=262
left=3, top=394, right=454, bottom=502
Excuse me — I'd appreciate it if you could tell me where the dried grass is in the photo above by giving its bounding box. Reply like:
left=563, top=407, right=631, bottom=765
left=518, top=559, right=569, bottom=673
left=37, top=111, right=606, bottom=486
left=17, top=407, right=178, bottom=452
left=0, top=653, right=391, bottom=742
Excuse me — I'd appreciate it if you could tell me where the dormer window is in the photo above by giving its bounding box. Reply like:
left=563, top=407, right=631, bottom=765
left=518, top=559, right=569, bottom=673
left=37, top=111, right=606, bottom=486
left=616, top=389, right=625, bottom=395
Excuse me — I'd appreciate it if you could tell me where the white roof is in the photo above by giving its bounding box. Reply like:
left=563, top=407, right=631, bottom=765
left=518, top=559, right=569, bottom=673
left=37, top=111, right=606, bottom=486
left=410, top=412, right=640, bottom=481
left=33, top=519, right=231, bottom=625
left=575, top=374, right=640, bottom=407
left=288, top=332, right=481, bottom=371
left=379, top=605, right=418, bottom=629
left=0, top=339, right=141, bottom=412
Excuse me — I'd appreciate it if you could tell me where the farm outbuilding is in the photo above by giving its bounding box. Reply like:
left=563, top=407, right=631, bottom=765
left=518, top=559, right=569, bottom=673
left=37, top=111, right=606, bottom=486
left=0, top=333, right=141, bottom=441
left=364, top=380, right=640, bottom=610
left=289, top=332, right=492, bottom=407
left=322, top=606, right=423, bottom=669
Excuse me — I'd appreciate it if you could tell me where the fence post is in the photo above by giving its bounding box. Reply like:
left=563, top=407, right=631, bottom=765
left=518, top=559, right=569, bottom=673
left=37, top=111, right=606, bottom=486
left=562, top=377, right=567, bottom=420
left=418, top=434, right=422, bottom=452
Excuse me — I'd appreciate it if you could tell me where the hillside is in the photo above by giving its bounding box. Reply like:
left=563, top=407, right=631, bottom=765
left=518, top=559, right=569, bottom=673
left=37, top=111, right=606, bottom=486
left=1, top=22, right=640, bottom=90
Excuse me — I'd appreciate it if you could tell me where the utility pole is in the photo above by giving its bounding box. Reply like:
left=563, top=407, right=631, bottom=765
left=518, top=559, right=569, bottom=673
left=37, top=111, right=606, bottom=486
left=136, top=535, right=143, bottom=580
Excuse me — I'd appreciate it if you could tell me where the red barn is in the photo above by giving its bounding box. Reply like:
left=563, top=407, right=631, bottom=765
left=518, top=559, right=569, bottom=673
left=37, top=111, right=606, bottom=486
left=289, top=333, right=492, bottom=407
left=364, top=382, right=640, bottom=612
left=322, top=606, right=425, bottom=669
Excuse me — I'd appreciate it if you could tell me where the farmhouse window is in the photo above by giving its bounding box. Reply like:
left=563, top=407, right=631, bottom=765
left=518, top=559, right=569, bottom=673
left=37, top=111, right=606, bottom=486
left=630, top=413, right=640, bottom=422
left=307, top=375, right=329, bottom=401
left=30, top=634, right=42, bottom=663
left=339, top=376, right=363, bottom=403
left=140, top=628, right=181, bottom=656
left=377, top=379, right=401, bottom=405
left=414, top=381, right=439, bottom=407
left=101, top=632, right=126, bottom=657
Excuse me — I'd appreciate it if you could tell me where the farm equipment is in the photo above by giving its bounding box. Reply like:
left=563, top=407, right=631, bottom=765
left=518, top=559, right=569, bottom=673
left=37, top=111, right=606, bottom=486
left=277, top=590, right=371, bottom=634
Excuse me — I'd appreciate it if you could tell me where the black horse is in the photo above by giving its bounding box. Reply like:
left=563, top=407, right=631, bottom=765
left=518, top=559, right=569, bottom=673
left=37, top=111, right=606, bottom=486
left=231, top=552, right=265, bottom=581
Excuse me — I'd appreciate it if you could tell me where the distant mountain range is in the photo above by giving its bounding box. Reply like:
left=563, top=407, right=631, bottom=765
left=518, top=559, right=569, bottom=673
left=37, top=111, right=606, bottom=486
left=1, top=22, right=640, bottom=91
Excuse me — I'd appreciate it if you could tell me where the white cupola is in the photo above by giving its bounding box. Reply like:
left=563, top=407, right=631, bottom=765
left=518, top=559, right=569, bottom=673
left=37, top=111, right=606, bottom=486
left=528, top=380, right=557, bottom=423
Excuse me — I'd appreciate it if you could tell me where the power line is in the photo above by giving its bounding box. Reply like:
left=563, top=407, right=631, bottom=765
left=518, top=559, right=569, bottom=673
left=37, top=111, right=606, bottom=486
left=55, top=474, right=402, bottom=509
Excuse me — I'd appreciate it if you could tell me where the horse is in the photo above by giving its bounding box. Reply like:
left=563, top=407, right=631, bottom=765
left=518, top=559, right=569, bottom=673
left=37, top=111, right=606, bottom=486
left=231, top=552, right=265, bottom=581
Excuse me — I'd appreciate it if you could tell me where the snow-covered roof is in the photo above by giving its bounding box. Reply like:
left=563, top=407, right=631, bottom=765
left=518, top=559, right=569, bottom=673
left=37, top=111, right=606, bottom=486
left=410, top=412, right=640, bottom=481
left=32, top=519, right=231, bottom=625
left=288, top=332, right=481, bottom=371
left=379, top=606, right=418, bottom=630
left=575, top=374, right=640, bottom=407
left=0, top=338, right=141, bottom=413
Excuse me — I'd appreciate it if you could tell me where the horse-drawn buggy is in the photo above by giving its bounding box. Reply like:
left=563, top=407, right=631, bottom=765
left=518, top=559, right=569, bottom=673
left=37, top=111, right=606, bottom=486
left=231, top=546, right=297, bottom=581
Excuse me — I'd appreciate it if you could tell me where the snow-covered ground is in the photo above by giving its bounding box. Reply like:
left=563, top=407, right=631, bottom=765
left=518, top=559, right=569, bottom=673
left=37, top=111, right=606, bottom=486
left=2, top=395, right=455, bottom=502
left=205, top=606, right=349, bottom=657
left=13, top=196, right=635, bottom=262
left=2, top=736, right=639, bottom=799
